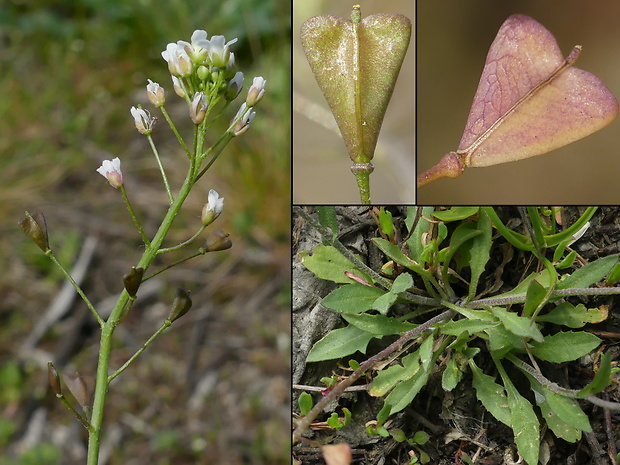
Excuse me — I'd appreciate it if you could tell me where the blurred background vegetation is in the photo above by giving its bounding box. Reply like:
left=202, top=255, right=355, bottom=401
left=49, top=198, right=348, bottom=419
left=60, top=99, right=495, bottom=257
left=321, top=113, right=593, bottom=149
left=0, top=0, right=290, bottom=464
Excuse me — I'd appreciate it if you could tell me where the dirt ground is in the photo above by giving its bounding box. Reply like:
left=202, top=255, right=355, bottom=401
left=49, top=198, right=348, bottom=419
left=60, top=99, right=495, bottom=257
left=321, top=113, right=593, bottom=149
left=293, top=206, right=620, bottom=465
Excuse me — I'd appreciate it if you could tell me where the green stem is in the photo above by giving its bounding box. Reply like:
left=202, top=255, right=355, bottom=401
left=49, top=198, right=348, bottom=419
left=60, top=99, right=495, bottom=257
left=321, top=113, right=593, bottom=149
left=86, top=169, right=196, bottom=465
left=108, top=321, right=171, bottom=383
left=159, top=106, right=191, bottom=159
left=120, top=186, right=150, bottom=247
left=351, top=163, right=372, bottom=205
left=146, top=134, right=174, bottom=203
left=46, top=252, right=103, bottom=328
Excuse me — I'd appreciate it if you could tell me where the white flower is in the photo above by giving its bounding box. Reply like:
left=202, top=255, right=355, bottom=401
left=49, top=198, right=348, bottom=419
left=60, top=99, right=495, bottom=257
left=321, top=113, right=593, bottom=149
left=189, top=92, right=208, bottom=124
left=182, top=30, right=209, bottom=63
left=96, top=158, right=123, bottom=189
left=201, top=189, right=224, bottom=226
left=161, top=43, right=193, bottom=77
left=146, top=79, right=165, bottom=107
left=130, top=106, right=156, bottom=134
left=231, top=102, right=256, bottom=136
left=246, top=76, right=266, bottom=107
left=195, top=35, right=238, bottom=68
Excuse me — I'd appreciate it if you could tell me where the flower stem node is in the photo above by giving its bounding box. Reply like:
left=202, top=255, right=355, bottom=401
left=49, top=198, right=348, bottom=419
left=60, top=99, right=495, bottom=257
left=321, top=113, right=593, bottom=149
left=96, top=157, right=124, bottom=189
left=130, top=106, right=157, bottom=135
left=48, top=362, right=62, bottom=396
left=246, top=76, right=266, bottom=107
left=190, top=92, right=208, bottom=124
left=167, top=288, right=193, bottom=323
left=146, top=80, right=166, bottom=107
left=122, top=267, right=144, bottom=298
left=201, top=189, right=224, bottom=226
left=19, top=211, right=50, bottom=252
left=201, top=228, right=232, bottom=252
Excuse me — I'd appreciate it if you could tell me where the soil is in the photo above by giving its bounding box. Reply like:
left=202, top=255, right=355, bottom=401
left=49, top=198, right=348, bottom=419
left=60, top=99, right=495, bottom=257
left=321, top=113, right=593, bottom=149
left=293, top=206, right=620, bottom=465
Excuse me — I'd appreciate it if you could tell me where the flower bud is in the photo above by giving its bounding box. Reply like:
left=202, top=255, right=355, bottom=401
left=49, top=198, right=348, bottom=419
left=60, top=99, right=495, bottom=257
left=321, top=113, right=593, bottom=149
left=167, top=288, right=192, bottom=323
left=96, top=157, right=124, bottom=189
left=48, top=362, right=62, bottom=396
left=123, top=267, right=144, bottom=298
left=200, top=229, right=232, bottom=253
left=246, top=76, right=266, bottom=107
left=19, top=211, right=50, bottom=252
left=189, top=92, right=208, bottom=124
left=225, top=71, right=244, bottom=101
left=201, top=189, right=224, bottom=226
left=130, top=106, right=156, bottom=135
left=231, top=103, right=255, bottom=137
left=197, top=65, right=210, bottom=81
left=171, top=76, right=186, bottom=98
left=146, top=79, right=165, bottom=107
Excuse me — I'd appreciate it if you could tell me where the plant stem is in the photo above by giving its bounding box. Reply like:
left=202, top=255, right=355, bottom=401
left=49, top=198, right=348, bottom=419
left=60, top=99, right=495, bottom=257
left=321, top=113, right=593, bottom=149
left=86, top=169, right=195, bottom=465
left=351, top=164, right=372, bottom=205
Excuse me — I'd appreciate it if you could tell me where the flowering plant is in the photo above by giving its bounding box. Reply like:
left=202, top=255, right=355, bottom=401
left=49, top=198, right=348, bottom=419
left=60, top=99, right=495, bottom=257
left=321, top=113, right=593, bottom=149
left=19, top=29, right=264, bottom=465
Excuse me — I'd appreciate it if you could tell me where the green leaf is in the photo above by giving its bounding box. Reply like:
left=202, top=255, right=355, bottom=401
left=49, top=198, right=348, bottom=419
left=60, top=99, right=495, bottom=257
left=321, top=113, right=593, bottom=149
left=440, top=319, right=497, bottom=336
left=496, top=359, right=540, bottom=465
left=300, top=245, right=372, bottom=284
left=383, top=363, right=431, bottom=414
left=371, top=292, right=399, bottom=315
left=300, top=8, right=411, bottom=164
left=370, top=352, right=421, bottom=397
left=524, top=373, right=591, bottom=441
left=378, top=207, right=394, bottom=238
left=466, top=209, right=492, bottom=302
left=442, top=356, right=462, bottom=391
left=530, top=331, right=600, bottom=363
left=522, top=280, right=548, bottom=318
left=537, top=396, right=583, bottom=442
left=342, top=313, right=415, bottom=336
left=306, top=326, right=378, bottom=362
left=431, top=207, right=480, bottom=221
left=322, top=284, right=386, bottom=313
left=542, top=386, right=592, bottom=433
left=556, top=255, right=618, bottom=290
left=372, top=237, right=428, bottom=277
left=298, top=392, right=313, bottom=416
left=469, top=359, right=511, bottom=427
left=536, top=302, right=607, bottom=328
left=406, top=207, right=434, bottom=263
left=490, top=306, right=544, bottom=342
left=392, top=272, right=414, bottom=294
left=419, top=334, right=434, bottom=373
left=578, top=351, right=612, bottom=397
left=486, top=325, right=526, bottom=359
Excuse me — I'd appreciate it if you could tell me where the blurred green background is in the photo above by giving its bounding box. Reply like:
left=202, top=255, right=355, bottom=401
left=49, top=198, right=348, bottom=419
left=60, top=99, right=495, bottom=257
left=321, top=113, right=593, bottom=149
left=418, top=1, right=620, bottom=204
left=0, top=0, right=290, bottom=464
left=293, top=0, right=415, bottom=204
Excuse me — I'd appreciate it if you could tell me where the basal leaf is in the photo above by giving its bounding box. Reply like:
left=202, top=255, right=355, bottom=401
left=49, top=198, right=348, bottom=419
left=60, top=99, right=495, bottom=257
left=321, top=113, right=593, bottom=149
left=300, top=245, right=372, bottom=284
left=306, top=325, right=377, bottom=362
left=536, top=302, right=607, bottom=328
left=469, top=359, right=511, bottom=427
left=342, top=313, right=415, bottom=336
left=322, top=284, right=385, bottom=313
left=530, top=331, right=600, bottom=363
left=490, top=306, right=544, bottom=342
